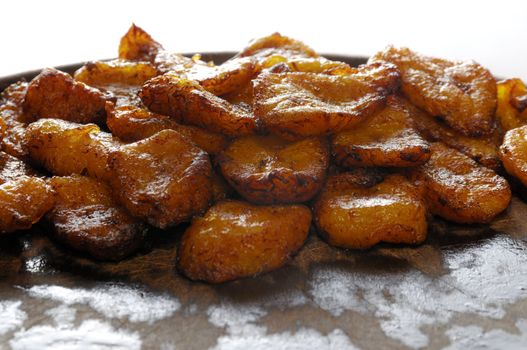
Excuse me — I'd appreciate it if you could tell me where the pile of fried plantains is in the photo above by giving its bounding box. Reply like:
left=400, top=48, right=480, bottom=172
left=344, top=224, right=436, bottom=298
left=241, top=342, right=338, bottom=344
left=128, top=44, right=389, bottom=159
left=1, top=25, right=526, bottom=283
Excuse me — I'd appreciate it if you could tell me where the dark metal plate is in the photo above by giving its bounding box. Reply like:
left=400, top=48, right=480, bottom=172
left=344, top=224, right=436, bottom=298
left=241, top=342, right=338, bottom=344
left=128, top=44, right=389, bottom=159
left=0, top=53, right=526, bottom=350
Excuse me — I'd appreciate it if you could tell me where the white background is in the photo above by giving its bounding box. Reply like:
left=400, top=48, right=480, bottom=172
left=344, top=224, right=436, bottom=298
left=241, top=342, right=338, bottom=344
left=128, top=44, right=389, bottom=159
left=0, top=0, right=526, bottom=80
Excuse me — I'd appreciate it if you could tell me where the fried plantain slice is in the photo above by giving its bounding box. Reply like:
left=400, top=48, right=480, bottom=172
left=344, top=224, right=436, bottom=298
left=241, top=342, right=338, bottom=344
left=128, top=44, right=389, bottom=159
left=178, top=200, right=311, bottom=283
left=314, top=173, right=427, bottom=249
left=496, top=78, right=527, bottom=132
left=370, top=46, right=496, bottom=137
left=74, top=59, right=158, bottom=87
left=105, top=103, right=228, bottom=154
left=140, top=75, right=257, bottom=137
left=48, top=175, right=147, bottom=260
left=404, top=97, right=501, bottom=170
left=411, top=142, right=511, bottom=224
left=26, top=118, right=120, bottom=182
left=118, top=24, right=163, bottom=61
left=253, top=62, right=400, bottom=139
left=0, top=176, right=54, bottom=234
left=238, top=32, right=319, bottom=61
left=108, top=129, right=213, bottom=228
left=217, top=135, right=329, bottom=203
left=0, top=81, right=30, bottom=159
left=74, top=59, right=159, bottom=109
left=153, top=54, right=257, bottom=96
left=332, top=96, right=430, bottom=168
left=23, top=68, right=110, bottom=124
left=500, top=125, right=527, bottom=187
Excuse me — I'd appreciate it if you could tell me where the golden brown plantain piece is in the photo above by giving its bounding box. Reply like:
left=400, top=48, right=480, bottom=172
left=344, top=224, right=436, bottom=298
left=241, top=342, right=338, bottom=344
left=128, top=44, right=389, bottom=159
left=140, top=75, right=257, bottom=137
left=105, top=103, right=228, bottom=154
left=253, top=62, right=400, bottom=139
left=238, top=32, right=319, bottom=61
left=154, top=54, right=257, bottom=96
left=314, top=173, right=427, bottom=249
left=178, top=200, right=311, bottom=283
left=118, top=24, right=163, bottom=61
left=370, top=46, right=497, bottom=137
left=217, top=135, right=329, bottom=204
left=332, top=96, right=430, bottom=168
left=0, top=176, right=54, bottom=234
left=74, top=59, right=159, bottom=108
left=108, top=129, right=213, bottom=228
left=411, top=142, right=511, bottom=224
left=23, top=68, right=110, bottom=124
left=48, top=176, right=147, bottom=260
left=403, top=97, right=502, bottom=170
left=26, top=118, right=120, bottom=182
left=74, top=59, right=158, bottom=87
left=499, top=125, right=527, bottom=187
left=496, top=78, right=527, bottom=131
left=0, top=81, right=30, bottom=159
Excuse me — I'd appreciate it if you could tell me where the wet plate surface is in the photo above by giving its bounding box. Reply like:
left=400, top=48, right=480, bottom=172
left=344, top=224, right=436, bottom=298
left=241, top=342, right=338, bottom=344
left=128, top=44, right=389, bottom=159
left=1, top=55, right=527, bottom=350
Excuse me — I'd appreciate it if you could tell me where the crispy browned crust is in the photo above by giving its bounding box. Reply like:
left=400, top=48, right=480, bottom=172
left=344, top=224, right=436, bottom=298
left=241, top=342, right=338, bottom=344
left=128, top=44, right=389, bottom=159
left=178, top=200, right=311, bottom=283
left=105, top=103, right=228, bottom=155
left=48, top=176, right=146, bottom=260
left=496, top=78, right=527, bottom=132
left=0, top=176, right=54, bottom=234
left=108, top=129, right=213, bottom=228
left=140, top=75, right=258, bottom=137
left=217, top=135, right=329, bottom=204
left=332, top=96, right=430, bottom=168
left=411, top=142, right=511, bottom=224
left=23, top=68, right=109, bottom=124
left=118, top=24, right=163, bottom=61
left=370, top=46, right=497, bottom=137
left=0, top=81, right=30, bottom=159
left=500, top=125, right=527, bottom=187
left=25, top=118, right=119, bottom=182
left=253, top=62, right=400, bottom=139
left=403, top=97, right=502, bottom=170
left=314, top=173, right=427, bottom=249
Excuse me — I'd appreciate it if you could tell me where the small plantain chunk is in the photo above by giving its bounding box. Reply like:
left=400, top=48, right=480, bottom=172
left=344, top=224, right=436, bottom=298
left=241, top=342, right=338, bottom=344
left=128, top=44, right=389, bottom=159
left=370, top=46, right=497, bottom=137
left=178, top=200, right=311, bottom=283
left=253, top=62, right=400, bottom=139
left=412, top=142, right=511, bottom=223
left=217, top=135, right=328, bottom=203
left=140, top=75, right=257, bottom=137
left=496, top=78, right=527, bottom=131
left=0, top=176, right=54, bottom=233
left=332, top=96, right=430, bottom=168
left=48, top=175, right=146, bottom=260
left=109, top=130, right=213, bottom=228
left=106, top=103, right=228, bottom=154
left=0, top=81, right=30, bottom=159
left=500, top=124, right=527, bottom=187
left=24, top=68, right=110, bottom=124
left=26, top=118, right=119, bottom=182
left=314, top=173, right=427, bottom=249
